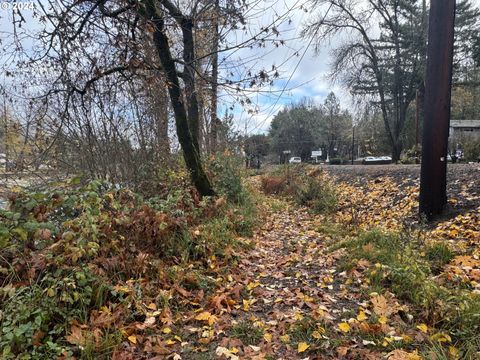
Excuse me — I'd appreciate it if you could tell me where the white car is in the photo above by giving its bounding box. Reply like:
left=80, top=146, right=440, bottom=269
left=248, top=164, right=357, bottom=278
left=289, top=157, right=301, bottom=164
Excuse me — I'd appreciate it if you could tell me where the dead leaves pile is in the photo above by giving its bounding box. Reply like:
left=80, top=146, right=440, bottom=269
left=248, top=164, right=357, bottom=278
left=62, top=171, right=480, bottom=359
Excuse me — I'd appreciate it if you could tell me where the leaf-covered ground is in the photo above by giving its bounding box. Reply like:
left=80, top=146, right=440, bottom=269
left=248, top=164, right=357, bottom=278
left=174, top=165, right=480, bottom=360
left=1, top=164, right=480, bottom=359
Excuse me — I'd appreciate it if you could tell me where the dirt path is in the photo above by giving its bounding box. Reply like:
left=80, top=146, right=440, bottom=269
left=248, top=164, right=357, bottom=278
left=199, top=168, right=480, bottom=359
left=208, top=198, right=370, bottom=360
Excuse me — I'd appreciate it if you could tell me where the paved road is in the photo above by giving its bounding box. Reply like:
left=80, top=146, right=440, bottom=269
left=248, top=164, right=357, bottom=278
left=320, top=163, right=479, bottom=182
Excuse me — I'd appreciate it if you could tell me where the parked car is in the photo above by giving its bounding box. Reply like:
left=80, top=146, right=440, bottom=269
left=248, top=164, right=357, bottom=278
left=362, top=156, right=392, bottom=165
left=289, top=157, right=301, bottom=164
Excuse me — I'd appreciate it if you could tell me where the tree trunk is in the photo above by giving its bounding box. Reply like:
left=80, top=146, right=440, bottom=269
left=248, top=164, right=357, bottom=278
left=181, top=18, right=201, bottom=153
left=392, top=140, right=402, bottom=162
left=145, top=1, right=215, bottom=196
left=154, top=80, right=170, bottom=156
left=210, top=0, right=219, bottom=153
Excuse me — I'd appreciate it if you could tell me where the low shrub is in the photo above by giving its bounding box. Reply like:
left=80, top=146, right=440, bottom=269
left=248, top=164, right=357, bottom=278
left=260, top=166, right=338, bottom=214
left=208, top=152, right=247, bottom=204
left=0, top=173, right=258, bottom=358
left=0, top=267, right=112, bottom=359
left=329, top=158, right=348, bottom=165
left=260, top=174, right=288, bottom=195
left=294, top=175, right=338, bottom=214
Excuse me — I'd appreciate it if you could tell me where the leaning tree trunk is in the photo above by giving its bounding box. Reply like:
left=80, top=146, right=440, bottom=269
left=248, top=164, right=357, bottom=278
left=145, top=1, right=215, bottom=196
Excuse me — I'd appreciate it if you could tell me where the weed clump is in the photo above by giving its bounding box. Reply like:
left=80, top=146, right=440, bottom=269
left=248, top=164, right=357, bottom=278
left=229, top=320, right=264, bottom=345
left=333, top=227, right=480, bottom=357
left=260, top=166, right=338, bottom=214
left=294, top=175, right=338, bottom=214
left=260, top=174, right=289, bottom=195
left=425, top=242, right=454, bottom=274
left=0, top=158, right=258, bottom=358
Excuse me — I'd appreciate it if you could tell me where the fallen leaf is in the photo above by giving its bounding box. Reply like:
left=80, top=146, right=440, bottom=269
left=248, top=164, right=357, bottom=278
left=297, top=342, right=310, bottom=353
left=416, top=323, right=428, bottom=333
left=357, top=310, right=367, bottom=322
left=338, top=322, right=351, bottom=333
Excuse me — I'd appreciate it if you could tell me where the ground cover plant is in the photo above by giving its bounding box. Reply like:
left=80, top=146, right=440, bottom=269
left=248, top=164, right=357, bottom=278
left=0, top=155, right=259, bottom=359
left=2, top=163, right=480, bottom=359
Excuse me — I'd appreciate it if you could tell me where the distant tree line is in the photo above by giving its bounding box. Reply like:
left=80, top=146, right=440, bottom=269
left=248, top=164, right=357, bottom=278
left=302, top=0, right=480, bottom=162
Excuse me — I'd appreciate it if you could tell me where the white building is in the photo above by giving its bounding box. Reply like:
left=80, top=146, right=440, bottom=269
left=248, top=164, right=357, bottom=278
left=449, top=120, right=480, bottom=137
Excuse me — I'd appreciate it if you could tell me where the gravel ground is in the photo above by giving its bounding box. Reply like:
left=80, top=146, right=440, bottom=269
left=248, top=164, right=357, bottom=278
left=321, top=163, right=480, bottom=222
left=320, top=163, right=480, bottom=182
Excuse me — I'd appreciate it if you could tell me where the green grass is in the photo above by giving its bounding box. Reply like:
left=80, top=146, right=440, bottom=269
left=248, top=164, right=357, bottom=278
left=332, top=227, right=480, bottom=357
left=288, top=316, right=329, bottom=345
left=425, top=242, right=454, bottom=274
left=229, top=320, right=264, bottom=346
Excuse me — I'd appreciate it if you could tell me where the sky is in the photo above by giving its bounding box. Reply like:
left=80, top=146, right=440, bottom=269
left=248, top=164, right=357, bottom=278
left=223, top=0, right=480, bottom=136
left=220, top=0, right=346, bottom=136
left=1, top=0, right=480, bottom=136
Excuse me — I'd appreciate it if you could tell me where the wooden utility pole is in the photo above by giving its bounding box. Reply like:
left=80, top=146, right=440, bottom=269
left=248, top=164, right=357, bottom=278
left=419, top=0, right=456, bottom=220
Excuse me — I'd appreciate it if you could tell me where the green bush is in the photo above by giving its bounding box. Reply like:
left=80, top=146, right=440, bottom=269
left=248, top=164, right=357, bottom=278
left=462, top=138, right=480, bottom=162
left=0, top=177, right=259, bottom=358
left=208, top=153, right=246, bottom=204
left=329, top=158, right=347, bottom=165
left=0, top=267, right=110, bottom=359
left=295, top=175, right=338, bottom=214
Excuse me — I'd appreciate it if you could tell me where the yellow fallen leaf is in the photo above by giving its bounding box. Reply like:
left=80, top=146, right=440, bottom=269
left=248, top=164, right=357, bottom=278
left=449, top=346, right=459, bottom=358
left=430, top=332, right=451, bottom=343
left=47, top=288, right=55, bottom=297
left=378, top=315, right=388, bottom=324
left=162, top=327, right=172, bottom=334
left=263, top=333, right=272, bottom=342
left=416, top=323, right=428, bottom=333
left=312, top=330, right=322, bottom=339
left=279, top=334, right=290, bottom=343
left=297, top=342, right=310, bottom=353
left=303, top=295, right=315, bottom=302
left=388, top=349, right=422, bottom=360
left=195, top=311, right=211, bottom=321
left=295, top=312, right=304, bottom=321
left=338, top=322, right=350, bottom=333
left=243, top=299, right=250, bottom=311
left=357, top=310, right=367, bottom=322
left=128, top=335, right=137, bottom=344
left=195, top=311, right=217, bottom=325
left=165, top=339, right=176, bottom=345
left=215, top=346, right=239, bottom=360
left=246, top=281, right=260, bottom=291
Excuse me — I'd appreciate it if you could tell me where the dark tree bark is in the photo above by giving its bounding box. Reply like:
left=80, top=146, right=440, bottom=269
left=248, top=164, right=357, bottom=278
left=144, top=0, right=215, bottom=196
left=210, top=0, right=220, bottom=154
left=419, top=0, right=456, bottom=220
